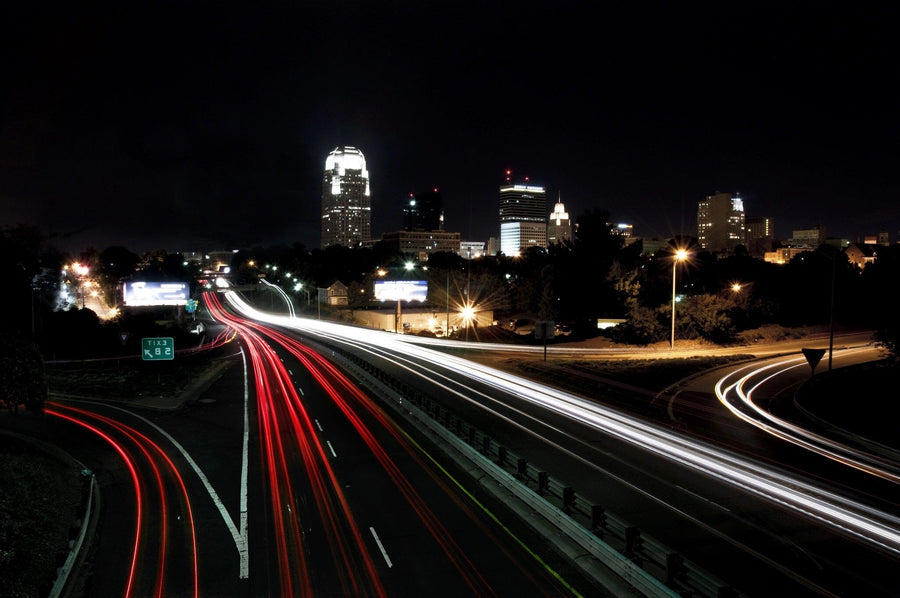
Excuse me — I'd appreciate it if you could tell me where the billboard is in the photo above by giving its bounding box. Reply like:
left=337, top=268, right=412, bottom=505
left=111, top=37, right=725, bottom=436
left=123, top=281, right=189, bottom=306
left=374, top=280, right=427, bottom=302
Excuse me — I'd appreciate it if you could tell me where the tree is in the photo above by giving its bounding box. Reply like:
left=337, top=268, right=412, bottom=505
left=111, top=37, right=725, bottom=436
left=609, top=304, right=665, bottom=345
left=678, top=294, right=736, bottom=343
left=346, top=280, right=370, bottom=316
left=0, top=332, right=47, bottom=415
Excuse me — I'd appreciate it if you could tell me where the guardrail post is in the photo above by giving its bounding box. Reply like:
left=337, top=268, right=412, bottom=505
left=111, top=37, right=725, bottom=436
left=666, top=553, right=685, bottom=586
left=482, top=436, right=491, bottom=456
left=516, top=458, right=528, bottom=481
left=498, top=446, right=507, bottom=466
left=625, top=526, right=643, bottom=565
left=591, top=505, right=607, bottom=535
left=468, top=426, right=476, bottom=445
left=562, top=487, right=575, bottom=513
left=538, top=471, right=549, bottom=496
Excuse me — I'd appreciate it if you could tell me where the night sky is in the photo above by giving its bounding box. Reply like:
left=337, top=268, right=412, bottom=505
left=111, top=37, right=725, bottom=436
left=2, top=2, right=898, bottom=255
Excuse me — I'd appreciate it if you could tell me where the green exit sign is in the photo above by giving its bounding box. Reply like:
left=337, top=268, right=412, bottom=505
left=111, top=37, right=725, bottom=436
left=142, top=337, right=174, bottom=361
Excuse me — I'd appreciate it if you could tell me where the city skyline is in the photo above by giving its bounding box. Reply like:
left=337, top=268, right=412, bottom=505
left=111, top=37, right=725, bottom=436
left=2, top=3, right=898, bottom=254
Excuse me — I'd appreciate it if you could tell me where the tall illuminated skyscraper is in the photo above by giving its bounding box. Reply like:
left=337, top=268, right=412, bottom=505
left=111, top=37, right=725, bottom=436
left=499, top=171, right=547, bottom=256
left=547, top=198, right=572, bottom=245
left=321, top=146, right=371, bottom=248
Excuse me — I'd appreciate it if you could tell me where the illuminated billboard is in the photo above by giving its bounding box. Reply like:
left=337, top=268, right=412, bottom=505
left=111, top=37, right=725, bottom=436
left=374, top=280, right=427, bottom=302
left=123, top=281, right=189, bottom=306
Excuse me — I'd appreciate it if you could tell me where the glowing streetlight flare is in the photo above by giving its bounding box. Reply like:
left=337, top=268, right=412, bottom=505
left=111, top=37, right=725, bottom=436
left=460, top=304, right=476, bottom=326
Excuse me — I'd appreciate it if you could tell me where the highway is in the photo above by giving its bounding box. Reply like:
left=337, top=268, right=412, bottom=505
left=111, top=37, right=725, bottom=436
left=24, top=301, right=595, bottom=597
left=11, top=285, right=896, bottom=597
left=217, top=288, right=900, bottom=597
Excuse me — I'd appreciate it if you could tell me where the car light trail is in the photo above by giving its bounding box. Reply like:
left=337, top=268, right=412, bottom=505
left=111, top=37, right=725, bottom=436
left=206, top=290, right=583, bottom=595
left=47, top=402, right=200, bottom=598
left=219, top=292, right=900, bottom=559
left=205, top=292, right=387, bottom=597
left=714, top=350, right=900, bottom=484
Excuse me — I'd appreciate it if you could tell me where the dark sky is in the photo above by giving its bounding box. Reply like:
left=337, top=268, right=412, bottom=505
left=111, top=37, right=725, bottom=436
left=2, top=2, right=898, bottom=254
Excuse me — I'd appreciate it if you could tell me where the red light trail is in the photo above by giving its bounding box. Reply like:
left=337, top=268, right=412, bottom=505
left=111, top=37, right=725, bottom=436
left=47, top=402, right=200, bottom=598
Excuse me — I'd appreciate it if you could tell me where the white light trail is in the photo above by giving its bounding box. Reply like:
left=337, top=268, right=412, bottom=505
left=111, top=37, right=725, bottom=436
left=714, top=351, right=900, bottom=484
left=223, top=292, right=900, bottom=556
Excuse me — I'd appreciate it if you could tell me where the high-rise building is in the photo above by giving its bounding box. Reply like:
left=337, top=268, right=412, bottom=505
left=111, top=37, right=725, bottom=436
left=499, top=171, right=547, bottom=256
left=745, top=216, right=775, bottom=257
left=321, top=146, right=371, bottom=248
left=547, top=199, right=572, bottom=245
left=697, top=191, right=746, bottom=254
left=403, top=189, right=444, bottom=231
left=789, top=225, right=826, bottom=248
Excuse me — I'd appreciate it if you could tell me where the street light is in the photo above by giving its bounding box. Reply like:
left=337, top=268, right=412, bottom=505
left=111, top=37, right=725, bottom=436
left=294, top=282, right=310, bottom=305
left=671, top=248, right=689, bottom=349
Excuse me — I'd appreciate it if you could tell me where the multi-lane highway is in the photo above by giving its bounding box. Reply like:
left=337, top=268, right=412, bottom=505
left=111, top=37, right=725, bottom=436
left=215, top=288, right=900, bottom=597
left=10, top=285, right=898, bottom=597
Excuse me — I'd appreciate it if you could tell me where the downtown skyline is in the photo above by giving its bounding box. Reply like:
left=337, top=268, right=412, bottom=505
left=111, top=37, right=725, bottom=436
left=2, top=2, right=897, bottom=254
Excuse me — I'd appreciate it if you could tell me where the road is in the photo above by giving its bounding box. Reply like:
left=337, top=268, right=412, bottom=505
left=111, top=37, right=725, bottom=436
left=7, top=286, right=897, bottom=597
left=17, top=293, right=599, bottom=597
left=218, top=289, right=900, bottom=597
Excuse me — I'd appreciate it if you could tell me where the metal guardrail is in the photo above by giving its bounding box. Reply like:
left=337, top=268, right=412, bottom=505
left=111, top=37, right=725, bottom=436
left=324, top=343, right=741, bottom=598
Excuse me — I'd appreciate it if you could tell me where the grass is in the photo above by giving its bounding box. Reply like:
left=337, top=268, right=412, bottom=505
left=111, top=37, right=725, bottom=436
left=0, top=434, right=85, bottom=598
left=796, top=359, right=899, bottom=447
left=45, top=353, right=219, bottom=401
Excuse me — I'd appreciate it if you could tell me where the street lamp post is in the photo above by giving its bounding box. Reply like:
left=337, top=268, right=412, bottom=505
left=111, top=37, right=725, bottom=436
left=445, top=268, right=450, bottom=337
left=671, top=249, right=688, bottom=349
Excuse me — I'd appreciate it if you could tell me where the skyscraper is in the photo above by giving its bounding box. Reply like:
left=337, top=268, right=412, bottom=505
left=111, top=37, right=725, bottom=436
left=403, top=189, right=444, bottom=231
left=697, top=191, right=746, bottom=254
left=547, top=198, right=572, bottom=245
left=499, top=171, right=546, bottom=256
left=321, top=146, right=371, bottom=248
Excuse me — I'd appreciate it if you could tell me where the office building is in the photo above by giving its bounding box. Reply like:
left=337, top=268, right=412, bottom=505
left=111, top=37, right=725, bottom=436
left=403, top=189, right=444, bottom=231
left=745, top=217, right=775, bottom=257
left=547, top=199, right=573, bottom=245
left=789, top=225, right=826, bottom=248
left=459, top=241, right=484, bottom=259
left=321, top=146, right=371, bottom=248
left=499, top=173, right=547, bottom=256
left=380, top=230, right=461, bottom=261
left=697, top=191, right=746, bottom=254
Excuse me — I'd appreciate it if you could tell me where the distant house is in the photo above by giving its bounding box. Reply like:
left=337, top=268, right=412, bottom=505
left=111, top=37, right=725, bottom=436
left=844, top=243, right=879, bottom=270
left=325, top=281, right=349, bottom=306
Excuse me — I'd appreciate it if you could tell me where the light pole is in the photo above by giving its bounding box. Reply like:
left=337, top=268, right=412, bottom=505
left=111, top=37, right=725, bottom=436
left=445, top=268, right=450, bottom=337
left=671, top=249, right=688, bottom=349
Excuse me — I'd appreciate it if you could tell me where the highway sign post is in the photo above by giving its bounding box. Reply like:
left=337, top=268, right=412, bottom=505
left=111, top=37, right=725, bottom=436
left=801, top=347, right=827, bottom=378
left=534, top=320, right=555, bottom=361
left=142, top=337, right=174, bottom=361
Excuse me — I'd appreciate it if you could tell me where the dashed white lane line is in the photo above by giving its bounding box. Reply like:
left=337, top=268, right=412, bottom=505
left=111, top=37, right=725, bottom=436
left=370, top=527, right=392, bottom=568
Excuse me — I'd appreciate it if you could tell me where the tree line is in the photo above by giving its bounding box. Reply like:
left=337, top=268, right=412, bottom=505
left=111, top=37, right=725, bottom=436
left=2, top=215, right=899, bottom=412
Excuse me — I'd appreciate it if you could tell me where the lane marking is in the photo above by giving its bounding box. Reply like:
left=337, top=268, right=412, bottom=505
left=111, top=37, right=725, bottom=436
left=238, top=346, right=250, bottom=578
left=370, top=527, right=392, bottom=568
left=326, top=440, right=337, bottom=458
left=676, top=485, right=731, bottom=512
left=314, top=419, right=323, bottom=431
left=80, top=350, right=252, bottom=580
